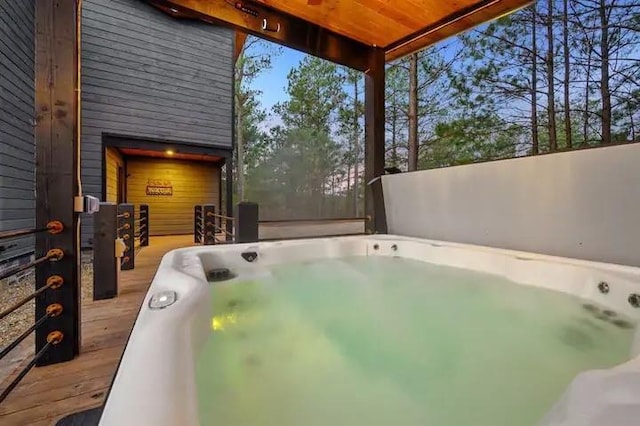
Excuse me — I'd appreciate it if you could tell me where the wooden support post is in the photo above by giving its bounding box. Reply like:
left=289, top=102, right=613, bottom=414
left=93, top=203, right=119, bottom=300
left=364, top=47, right=387, bottom=234
left=34, top=0, right=81, bottom=365
left=139, top=204, right=149, bottom=247
left=236, top=202, right=259, bottom=243
left=118, top=204, right=135, bottom=270
left=203, top=205, right=216, bottom=245
left=194, top=205, right=203, bottom=243
left=225, top=158, right=234, bottom=243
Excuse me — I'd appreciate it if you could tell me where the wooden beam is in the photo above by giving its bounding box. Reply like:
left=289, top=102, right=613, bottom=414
left=152, top=0, right=371, bottom=71
left=34, top=0, right=81, bottom=365
left=233, top=31, right=248, bottom=63
left=364, top=48, right=387, bottom=234
left=385, top=0, right=533, bottom=61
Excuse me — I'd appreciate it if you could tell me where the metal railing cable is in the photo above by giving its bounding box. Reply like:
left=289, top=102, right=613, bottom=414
left=0, top=221, right=63, bottom=241
left=0, top=255, right=51, bottom=282
left=0, top=245, right=65, bottom=404
left=207, top=212, right=235, bottom=222
left=0, top=331, right=63, bottom=404
left=0, top=266, right=64, bottom=321
left=0, top=304, right=63, bottom=360
left=213, top=224, right=234, bottom=238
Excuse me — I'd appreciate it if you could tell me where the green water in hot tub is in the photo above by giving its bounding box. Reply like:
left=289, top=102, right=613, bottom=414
left=195, top=256, right=634, bottom=426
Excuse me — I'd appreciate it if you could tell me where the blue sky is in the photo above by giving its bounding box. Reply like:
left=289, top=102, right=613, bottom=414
left=249, top=45, right=305, bottom=112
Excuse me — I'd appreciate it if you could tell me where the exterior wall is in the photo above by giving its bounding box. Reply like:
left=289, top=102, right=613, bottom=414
left=105, top=147, right=124, bottom=203
left=80, top=0, right=233, bottom=245
left=0, top=0, right=35, bottom=261
left=125, top=158, right=220, bottom=236
left=383, top=143, right=640, bottom=267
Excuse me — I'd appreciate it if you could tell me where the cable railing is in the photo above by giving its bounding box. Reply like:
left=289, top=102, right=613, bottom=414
left=193, top=202, right=371, bottom=244
left=194, top=205, right=235, bottom=245
left=0, top=221, right=68, bottom=404
left=116, top=204, right=149, bottom=270
left=209, top=211, right=235, bottom=244
left=92, top=203, right=150, bottom=301
left=0, top=331, right=63, bottom=404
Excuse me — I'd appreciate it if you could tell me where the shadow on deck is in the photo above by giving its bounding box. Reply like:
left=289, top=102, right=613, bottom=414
left=0, top=235, right=193, bottom=426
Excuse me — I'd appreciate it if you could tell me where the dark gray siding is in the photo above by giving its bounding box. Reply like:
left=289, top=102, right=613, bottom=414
left=81, top=0, right=234, bottom=245
left=0, top=0, right=35, bottom=262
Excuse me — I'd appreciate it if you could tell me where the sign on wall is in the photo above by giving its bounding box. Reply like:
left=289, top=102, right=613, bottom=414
left=146, top=178, right=173, bottom=196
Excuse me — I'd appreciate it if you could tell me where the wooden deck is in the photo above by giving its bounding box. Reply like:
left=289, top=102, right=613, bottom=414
left=0, top=235, right=193, bottom=426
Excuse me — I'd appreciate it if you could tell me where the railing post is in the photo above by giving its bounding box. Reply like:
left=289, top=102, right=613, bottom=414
left=118, top=204, right=135, bottom=270
left=139, top=204, right=149, bottom=247
left=34, top=0, right=80, bottom=366
left=203, top=204, right=216, bottom=245
left=194, top=205, right=202, bottom=244
left=236, top=202, right=259, bottom=243
left=93, top=203, right=119, bottom=300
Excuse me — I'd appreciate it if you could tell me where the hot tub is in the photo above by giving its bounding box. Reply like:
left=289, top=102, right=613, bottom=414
left=99, top=235, right=640, bottom=426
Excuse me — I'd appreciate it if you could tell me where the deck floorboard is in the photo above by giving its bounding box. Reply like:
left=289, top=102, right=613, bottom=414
left=0, top=235, right=193, bottom=425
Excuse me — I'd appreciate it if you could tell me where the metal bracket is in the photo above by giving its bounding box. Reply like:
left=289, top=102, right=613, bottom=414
left=74, top=195, right=100, bottom=214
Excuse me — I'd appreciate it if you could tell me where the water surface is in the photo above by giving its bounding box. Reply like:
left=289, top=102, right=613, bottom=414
left=196, top=257, right=634, bottom=425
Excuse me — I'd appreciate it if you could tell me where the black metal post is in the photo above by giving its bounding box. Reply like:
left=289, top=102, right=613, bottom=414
left=93, top=203, right=119, bottom=300
left=139, top=204, right=149, bottom=247
left=364, top=47, right=387, bottom=234
left=225, top=159, right=234, bottom=243
left=118, top=204, right=135, bottom=270
left=34, top=0, right=80, bottom=366
left=236, top=202, right=259, bottom=243
left=203, top=205, right=216, bottom=245
left=194, top=205, right=202, bottom=244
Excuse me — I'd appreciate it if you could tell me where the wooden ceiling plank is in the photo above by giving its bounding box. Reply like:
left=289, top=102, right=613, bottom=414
left=351, top=0, right=429, bottom=29
left=152, top=0, right=372, bottom=70
left=255, top=0, right=412, bottom=46
left=149, top=0, right=532, bottom=64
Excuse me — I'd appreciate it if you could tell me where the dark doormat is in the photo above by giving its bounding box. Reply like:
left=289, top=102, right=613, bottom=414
left=56, top=407, right=103, bottom=426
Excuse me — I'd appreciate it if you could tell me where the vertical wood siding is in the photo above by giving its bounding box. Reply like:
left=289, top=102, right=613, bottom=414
left=0, top=0, right=36, bottom=261
left=80, top=0, right=233, bottom=245
left=126, top=158, right=220, bottom=235
left=105, top=147, right=124, bottom=203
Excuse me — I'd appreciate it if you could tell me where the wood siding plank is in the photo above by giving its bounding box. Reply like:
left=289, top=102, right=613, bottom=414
left=80, top=0, right=233, bottom=247
left=105, top=147, right=124, bottom=203
left=0, top=0, right=35, bottom=261
left=125, top=158, right=220, bottom=235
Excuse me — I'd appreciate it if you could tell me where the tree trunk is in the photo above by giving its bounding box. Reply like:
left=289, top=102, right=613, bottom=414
left=391, top=95, right=398, bottom=165
left=546, top=0, right=557, bottom=151
left=346, top=163, right=351, bottom=195
left=352, top=76, right=360, bottom=216
left=599, top=0, right=611, bottom=144
left=531, top=4, right=539, bottom=155
left=408, top=53, right=418, bottom=171
left=584, top=47, right=592, bottom=145
left=562, top=0, right=572, bottom=149
left=235, top=94, right=245, bottom=201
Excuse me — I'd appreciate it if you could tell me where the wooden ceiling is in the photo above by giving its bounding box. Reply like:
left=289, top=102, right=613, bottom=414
left=255, top=0, right=531, bottom=60
left=151, top=0, right=532, bottom=65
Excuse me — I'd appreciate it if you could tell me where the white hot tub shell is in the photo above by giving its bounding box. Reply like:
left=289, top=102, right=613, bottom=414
left=99, top=235, right=640, bottom=426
